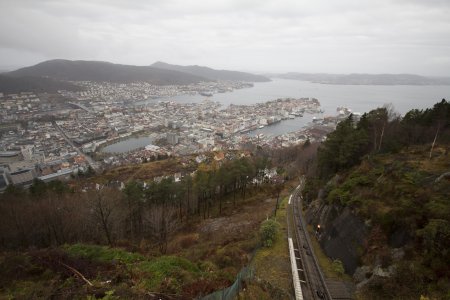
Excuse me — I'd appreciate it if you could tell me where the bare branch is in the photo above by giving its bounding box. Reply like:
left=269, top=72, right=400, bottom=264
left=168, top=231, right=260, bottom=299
left=59, top=261, right=93, bottom=286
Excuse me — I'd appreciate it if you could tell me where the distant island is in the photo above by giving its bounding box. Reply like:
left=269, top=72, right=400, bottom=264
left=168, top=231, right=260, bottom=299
left=0, top=59, right=270, bottom=93
left=275, top=72, right=450, bottom=85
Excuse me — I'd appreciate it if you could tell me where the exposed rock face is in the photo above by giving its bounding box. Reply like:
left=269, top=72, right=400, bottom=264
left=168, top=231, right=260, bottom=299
left=305, top=198, right=406, bottom=296
left=390, top=248, right=405, bottom=262
left=305, top=200, right=368, bottom=275
left=354, top=264, right=396, bottom=291
left=353, top=265, right=372, bottom=282
left=389, top=227, right=411, bottom=248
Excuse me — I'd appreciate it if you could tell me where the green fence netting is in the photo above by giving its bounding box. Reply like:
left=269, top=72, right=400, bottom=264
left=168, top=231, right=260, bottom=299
left=199, top=206, right=282, bottom=300
left=199, top=266, right=254, bottom=300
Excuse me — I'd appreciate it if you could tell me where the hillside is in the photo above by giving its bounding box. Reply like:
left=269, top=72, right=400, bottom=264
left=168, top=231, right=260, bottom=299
left=7, top=59, right=210, bottom=85
left=151, top=61, right=271, bottom=82
left=0, top=153, right=296, bottom=299
left=0, top=193, right=280, bottom=299
left=306, top=146, right=450, bottom=299
left=278, top=72, right=450, bottom=85
left=302, top=99, right=450, bottom=299
left=0, top=75, right=83, bottom=93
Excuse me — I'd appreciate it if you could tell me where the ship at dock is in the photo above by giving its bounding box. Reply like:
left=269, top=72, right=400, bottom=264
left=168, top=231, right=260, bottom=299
left=199, top=91, right=213, bottom=97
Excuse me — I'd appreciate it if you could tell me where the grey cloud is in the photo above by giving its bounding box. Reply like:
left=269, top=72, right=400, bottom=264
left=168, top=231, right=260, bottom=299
left=0, top=0, right=449, bottom=75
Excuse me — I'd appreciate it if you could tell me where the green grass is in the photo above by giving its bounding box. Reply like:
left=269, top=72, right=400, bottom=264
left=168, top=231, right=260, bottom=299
left=64, top=244, right=204, bottom=294
left=3, top=279, right=55, bottom=299
left=64, top=243, right=144, bottom=264
left=135, top=256, right=201, bottom=293
left=0, top=253, right=58, bottom=299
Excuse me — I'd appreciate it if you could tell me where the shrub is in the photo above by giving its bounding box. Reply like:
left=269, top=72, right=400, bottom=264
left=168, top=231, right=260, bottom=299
left=136, top=256, right=200, bottom=293
left=331, top=259, right=345, bottom=275
left=213, top=245, right=246, bottom=268
left=260, top=219, right=280, bottom=248
left=179, top=233, right=199, bottom=248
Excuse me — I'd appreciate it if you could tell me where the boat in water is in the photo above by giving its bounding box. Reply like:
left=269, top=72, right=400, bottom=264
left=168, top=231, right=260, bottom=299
left=199, top=91, right=213, bottom=97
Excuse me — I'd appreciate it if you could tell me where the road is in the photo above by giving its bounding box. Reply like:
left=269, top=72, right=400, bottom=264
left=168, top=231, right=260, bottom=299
left=288, top=177, right=353, bottom=299
left=52, top=121, right=100, bottom=172
left=67, top=102, right=94, bottom=114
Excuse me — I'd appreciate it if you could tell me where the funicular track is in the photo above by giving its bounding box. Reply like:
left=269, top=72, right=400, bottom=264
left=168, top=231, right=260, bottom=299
left=287, top=179, right=352, bottom=299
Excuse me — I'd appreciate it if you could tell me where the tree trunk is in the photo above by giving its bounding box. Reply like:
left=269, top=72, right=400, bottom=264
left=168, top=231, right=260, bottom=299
left=98, top=199, right=113, bottom=246
left=186, top=185, right=190, bottom=220
left=373, top=129, right=378, bottom=152
left=160, top=202, right=167, bottom=254
left=179, top=199, right=182, bottom=221
left=430, top=125, right=440, bottom=159
left=378, top=122, right=386, bottom=152
left=219, top=186, right=222, bottom=215
left=274, top=192, right=280, bottom=216
left=233, top=179, right=237, bottom=207
left=127, top=198, right=134, bottom=242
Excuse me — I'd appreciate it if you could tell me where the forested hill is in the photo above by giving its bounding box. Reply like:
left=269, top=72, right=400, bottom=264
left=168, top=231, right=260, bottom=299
left=7, top=59, right=209, bottom=85
left=2, top=60, right=271, bottom=93
left=0, top=74, right=83, bottom=93
left=316, top=99, right=449, bottom=177
left=151, top=61, right=271, bottom=82
left=304, top=99, right=450, bottom=299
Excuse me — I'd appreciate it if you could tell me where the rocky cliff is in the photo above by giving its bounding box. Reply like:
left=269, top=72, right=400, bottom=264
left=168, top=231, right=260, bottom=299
left=305, top=200, right=367, bottom=275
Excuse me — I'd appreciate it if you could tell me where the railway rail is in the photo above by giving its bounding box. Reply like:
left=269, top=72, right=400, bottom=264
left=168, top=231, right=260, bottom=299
left=287, top=178, right=353, bottom=300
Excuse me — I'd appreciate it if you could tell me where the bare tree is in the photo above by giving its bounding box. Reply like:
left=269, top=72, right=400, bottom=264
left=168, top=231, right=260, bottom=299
left=87, top=188, right=121, bottom=246
left=429, top=123, right=441, bottom=159
left=144, top=204, right=178, bottom=254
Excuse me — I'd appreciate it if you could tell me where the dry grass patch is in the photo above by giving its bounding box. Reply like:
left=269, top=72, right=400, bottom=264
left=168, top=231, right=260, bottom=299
left=252, top=197, right=291, bottom=296
left=92, top=157, right=198, bottom=183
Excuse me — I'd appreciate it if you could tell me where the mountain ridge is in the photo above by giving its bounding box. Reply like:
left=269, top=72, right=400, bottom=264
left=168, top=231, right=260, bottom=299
left=151, top=61, right=271, bottom=82
left=7, top=59, right=209, bottom=85
left=1, top=59, right=271, bottom=93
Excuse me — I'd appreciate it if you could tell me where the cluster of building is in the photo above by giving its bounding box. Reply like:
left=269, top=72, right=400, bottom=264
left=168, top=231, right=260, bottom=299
left=0, top=80, right=353, bottom=191
left=0, top=132, right=89, bottom=192
left=59, top=80, right=253, bottom=103
left=0, top=92, right=93, bottom=191
left=94, top=96, right=355, bottom=167
left=0, top=92, right=72, bottom=124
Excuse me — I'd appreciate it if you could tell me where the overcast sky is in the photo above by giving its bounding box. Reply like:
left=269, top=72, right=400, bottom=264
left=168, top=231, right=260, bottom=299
left=1, top=0, right=449, bottom=75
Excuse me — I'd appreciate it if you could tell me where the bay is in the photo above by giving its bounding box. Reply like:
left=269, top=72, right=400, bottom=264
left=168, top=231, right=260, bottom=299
left=137, top=78, right=449, bottom=138
left=140, top=78, right=449, bottom=115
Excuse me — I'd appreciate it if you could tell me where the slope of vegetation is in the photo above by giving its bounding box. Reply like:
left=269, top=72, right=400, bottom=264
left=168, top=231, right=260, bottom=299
left=0, top=244, right=203, bottom=299
left=304, top=99, right=450, bottom=299
left=246, top=197, right=292, bottom=299
left=325, top=146, right=449, bottom=298
left=0, top=190, right=281, bottom=299
left=0, top=154, right=293, bottom=298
